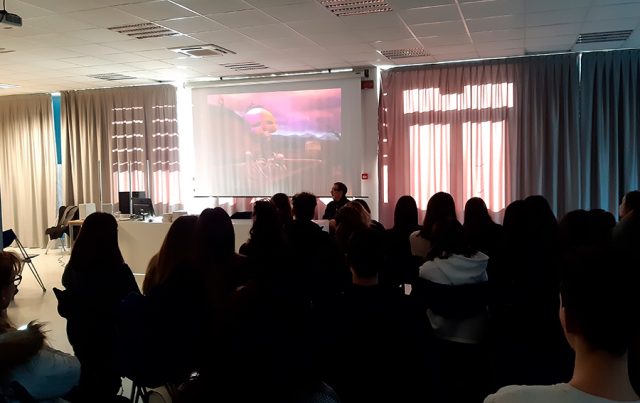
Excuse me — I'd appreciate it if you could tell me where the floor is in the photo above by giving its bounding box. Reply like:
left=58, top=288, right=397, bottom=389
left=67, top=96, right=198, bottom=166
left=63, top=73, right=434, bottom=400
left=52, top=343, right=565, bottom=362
left=5, top=245, right=145, bottom=398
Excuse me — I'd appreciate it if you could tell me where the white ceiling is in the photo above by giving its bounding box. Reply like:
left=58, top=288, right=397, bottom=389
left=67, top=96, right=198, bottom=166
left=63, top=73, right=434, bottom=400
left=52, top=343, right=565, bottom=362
left=0, top=0, right=639, bottom=95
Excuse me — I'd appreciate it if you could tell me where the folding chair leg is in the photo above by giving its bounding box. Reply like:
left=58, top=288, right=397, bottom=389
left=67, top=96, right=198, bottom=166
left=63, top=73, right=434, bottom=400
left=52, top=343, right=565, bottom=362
left=44, top=239, right=53, bottom=255
left=14, top=237, right=46, bottom=293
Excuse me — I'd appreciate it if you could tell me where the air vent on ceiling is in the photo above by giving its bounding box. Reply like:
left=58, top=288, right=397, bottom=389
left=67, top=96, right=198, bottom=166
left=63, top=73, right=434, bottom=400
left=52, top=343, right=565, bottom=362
left=88, top=73, right=136, bottom=81
left=220, top=62, right=269, bottom=71
left=169, top=44, right=236, bottom=58
left=108, top=22, right=179, bottom=39
left=381, top=48, right=429, bottom=59
left=0, top=47, right=15, bottom=54
left=318, top=0, right=392, bottom=16
left=576, top=30, right=633, bottom=44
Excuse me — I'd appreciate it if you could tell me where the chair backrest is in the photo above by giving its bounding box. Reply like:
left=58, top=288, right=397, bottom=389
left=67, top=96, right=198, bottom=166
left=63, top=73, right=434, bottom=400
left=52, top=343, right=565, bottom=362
left=61, top=206, right=79, bottom=226
left=55, top=206, right=67, bottom=227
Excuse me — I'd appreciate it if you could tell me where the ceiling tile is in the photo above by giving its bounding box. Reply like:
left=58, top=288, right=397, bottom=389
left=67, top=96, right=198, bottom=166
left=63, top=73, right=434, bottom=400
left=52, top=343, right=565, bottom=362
left=524, top=0, right=592, bottom=13
left=263, top=3, right=334, bottom=22
left=388, top=0, right=453, bottom=9
left=525, top=35, right=576, bottom=52
left=65, top=28, right=132, bottom=44
left=626, top=26, right=640, bottom=46
left=353, top=26, right=415, bottom=41
left=466, top=14, right=525, bottom=32
left=106, top=39, right=167, bottom=52
left=25, top=15, right=97, bottom=32
left=586, top=3, right=640, bottom=20
left=158, top=16, right=226, bottom=34
left=580, top=18, right=640, bottom=33
left=117, top=0, right=197, bottom=21
left=472, top=29, right=524, bottom=42
left=67, top=8, right=152, bottom=28
left=340, top=13, right=406, bottom=30
left=461, top=0, right=525, bottom=18
left=255, top=35, right=319, bottom=49
left=136, top=49, right=180, bottom=59
left=26, top=33, right=91, bottom=47
left=125, top=60, right=174, bottom=70
left=419, top=34, right=472, bottom=47
left=526, top=8, right=589, bottom=27
left=372, top=38, right=423, bottom=50
left=474, top=39, right=524, bottom=51
left=525, top=23, right=581, bottom=39
left=287, top=20, right=349, bottom=35
left=60, top=56, right=115, bottom=67
left=237, top=24, right=296, bottom=40
left=429, top=43, right=477, bottom=55
left=192, top=29, right=255, bottom=45
left=410, top=20, right=468, bottom=37
left=209, top=10, right=279, bottom=28
left=136, top=34, right=204, bottom=49
left=244, top=0, right=312, bottom=7
left=16, top=0, right=106, bottom=13
left=172, top=0, right=253, bottom=14
left=398, top=5, right=460, bottom=25
left=66, top=44, right=122, bottom=56
left=99, top=52, right=151, bottom=63
left=9, top=0, right=55, bottom=18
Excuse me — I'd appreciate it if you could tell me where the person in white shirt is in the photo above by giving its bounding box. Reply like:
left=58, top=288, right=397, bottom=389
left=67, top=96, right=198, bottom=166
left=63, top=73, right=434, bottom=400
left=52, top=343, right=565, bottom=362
left=485, top=246, right=640, bottom=403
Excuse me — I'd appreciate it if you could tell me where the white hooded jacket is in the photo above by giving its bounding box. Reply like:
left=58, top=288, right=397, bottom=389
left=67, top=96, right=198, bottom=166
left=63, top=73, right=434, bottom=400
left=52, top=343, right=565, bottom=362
left=419, top=252, right=489, bottom=344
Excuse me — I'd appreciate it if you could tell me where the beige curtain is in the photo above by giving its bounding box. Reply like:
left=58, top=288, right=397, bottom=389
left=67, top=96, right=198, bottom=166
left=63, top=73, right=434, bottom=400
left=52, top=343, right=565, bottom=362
left=62, top=85, right=180, bottom=213
left=0, top=94, right=57, bottom=247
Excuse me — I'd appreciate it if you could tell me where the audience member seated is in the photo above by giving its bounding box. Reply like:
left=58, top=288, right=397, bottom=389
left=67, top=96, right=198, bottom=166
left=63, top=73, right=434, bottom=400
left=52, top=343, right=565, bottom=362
left=352, top=199, right=385, bottom=232
left=463, top=197, right=503, bottom=259
left=319, top=229, right=428, bottom=403
left=322, top=182, right=349, bottom=220
left=384, top=195, right=422, bottom=290
left=490, top=196, right=572, bottom=389
left=56, top=212, right=140, bottom=402
left=413, top=216, right=490, bottom=403
left=485, top=246, right=640, bottom=403
left=334, top=202, right=370, bottom=253
left=271, top=192, right=293, bottom=227
left=239, top=200, right=288, bottom=263
left=118, top=216, right=204, bottom=388
left=409, top=192, right=456, bottom=261
left=285, top=192, right=345, bottom=306
left=0, top=252, right=80, bottom=400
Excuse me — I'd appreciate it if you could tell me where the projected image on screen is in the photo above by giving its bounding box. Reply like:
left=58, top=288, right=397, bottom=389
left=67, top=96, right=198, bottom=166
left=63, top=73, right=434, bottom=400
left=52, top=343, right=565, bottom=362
left=193, top=88, right=344, bottom=196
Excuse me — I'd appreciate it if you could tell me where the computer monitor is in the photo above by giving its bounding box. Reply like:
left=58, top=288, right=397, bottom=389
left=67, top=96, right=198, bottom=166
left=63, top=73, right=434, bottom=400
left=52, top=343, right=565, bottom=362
left=132, top=198, right=155, bottom=217
left=119, top=191, right=146, bottom=214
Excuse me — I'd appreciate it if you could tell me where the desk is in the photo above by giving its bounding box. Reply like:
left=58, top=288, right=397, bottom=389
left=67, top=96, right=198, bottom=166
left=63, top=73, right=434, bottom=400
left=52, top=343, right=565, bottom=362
left=118, top=219, right=252, bottom=274
left=65, top=219, right=252, bottom=274
left=68, top=220, right=84, bottom=248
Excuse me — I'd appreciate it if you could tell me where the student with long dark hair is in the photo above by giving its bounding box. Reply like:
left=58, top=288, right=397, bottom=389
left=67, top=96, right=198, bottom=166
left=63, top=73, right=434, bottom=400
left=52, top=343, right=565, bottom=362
left=409, top=192, right=456, bottom=260
left=271, top=193, right=293, bottom=227
left=58, top=212, right=139, bottom=401
left=463, top=197, right=503, bottom=258
left=385, top=195, right=421, bottom=289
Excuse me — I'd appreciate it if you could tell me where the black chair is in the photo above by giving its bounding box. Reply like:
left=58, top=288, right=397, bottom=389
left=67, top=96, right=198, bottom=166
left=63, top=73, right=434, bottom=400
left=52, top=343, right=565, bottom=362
left=230, top=211, right=252, bottom=219
left=2, top=229, right=45, bottom=292
left=45, top=205, right=79, bottom=255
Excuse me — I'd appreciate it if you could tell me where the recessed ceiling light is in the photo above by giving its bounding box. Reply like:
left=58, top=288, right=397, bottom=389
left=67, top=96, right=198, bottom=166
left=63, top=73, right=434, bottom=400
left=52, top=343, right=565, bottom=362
left=0, top=83, right=19, bottom=89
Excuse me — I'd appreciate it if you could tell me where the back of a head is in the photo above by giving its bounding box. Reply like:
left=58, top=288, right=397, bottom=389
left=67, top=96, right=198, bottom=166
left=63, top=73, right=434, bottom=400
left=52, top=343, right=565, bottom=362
left=623, top=191, right=640, bottom=216
left=560, top=246, right=637, bottom=356
left=0, top=252, right=20, bottom=310
left=421, top=192, right=456, bottom=238
left=271, top=193, right=292, bottom=225
left=393, top=195, right=418, bottom=234
left=249, top=200, right=285, bottom=255
left=559, top=210, right=591, bottom=252
left=196, top=207, right=235, bottom=264
left=336, top=202, right=370, bottom=229
left=428, top=216, right=475, bottom=260
left=292, top=192, right=317, bottom=222
left=69, top=212, right=122, bottom=269
left=463, top=197, right=493, bottom=234
left=145, top=215, right=198, bottom=293
left=352, top=199, right=371, bottom=214
left=524, top=195, right=558, bottom=241
left=502, top=200, right=527, bottom=240
left=347, top=229, right=385, bottom=279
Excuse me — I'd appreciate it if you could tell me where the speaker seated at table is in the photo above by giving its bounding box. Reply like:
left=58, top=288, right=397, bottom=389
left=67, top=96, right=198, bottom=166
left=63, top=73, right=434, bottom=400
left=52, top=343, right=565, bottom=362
left=132, top=198, right=155, bottom=218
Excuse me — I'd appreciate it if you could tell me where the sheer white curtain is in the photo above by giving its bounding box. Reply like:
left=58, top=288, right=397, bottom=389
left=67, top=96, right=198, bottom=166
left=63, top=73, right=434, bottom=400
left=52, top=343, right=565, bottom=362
left=0, top=94, right=57, bottom=247
left=62, top=85, right=181, bottom=213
